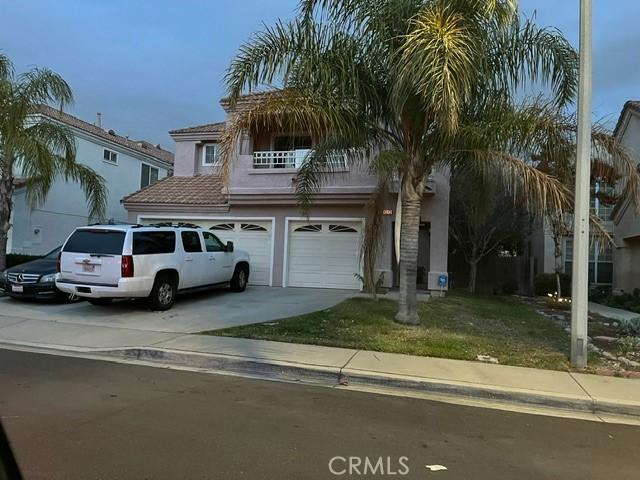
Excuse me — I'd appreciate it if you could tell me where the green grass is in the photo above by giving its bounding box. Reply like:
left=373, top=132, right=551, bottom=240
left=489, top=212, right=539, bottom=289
left=203, top=290, right=572, bottom=371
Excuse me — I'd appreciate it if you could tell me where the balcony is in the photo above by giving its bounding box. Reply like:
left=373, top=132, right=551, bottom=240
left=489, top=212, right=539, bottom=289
left=252, top=149, right=348, bottom=171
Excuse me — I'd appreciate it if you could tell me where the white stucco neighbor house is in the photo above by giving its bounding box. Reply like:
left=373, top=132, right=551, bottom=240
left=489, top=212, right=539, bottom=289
left=612, top=100, right=640, bottom=292
left=122, top=92, right=451, bottom=292
left=8, top=106, right=174, bottom=256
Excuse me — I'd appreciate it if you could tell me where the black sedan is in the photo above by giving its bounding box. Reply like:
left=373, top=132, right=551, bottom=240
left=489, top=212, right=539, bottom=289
left=0, top=247, right=77, bottom=302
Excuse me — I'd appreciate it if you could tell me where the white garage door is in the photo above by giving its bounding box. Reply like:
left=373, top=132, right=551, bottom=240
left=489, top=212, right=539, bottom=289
left=140, top=218, right=272, bottom=286
left=287, top=221, right=362, bottom=289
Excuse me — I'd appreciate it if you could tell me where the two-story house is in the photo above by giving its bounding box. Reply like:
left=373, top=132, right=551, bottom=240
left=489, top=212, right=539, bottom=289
left=122, top=93, right=450, bottom=291
left=8, top=105, right=174, bottom=256
left=612, top=100, right=640, bottom=292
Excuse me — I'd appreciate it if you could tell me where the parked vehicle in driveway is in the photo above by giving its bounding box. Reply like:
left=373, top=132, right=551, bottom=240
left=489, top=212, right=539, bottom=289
left=0, top=246, right=78, bottom=302
left=55, top=224, right=251, bottom=310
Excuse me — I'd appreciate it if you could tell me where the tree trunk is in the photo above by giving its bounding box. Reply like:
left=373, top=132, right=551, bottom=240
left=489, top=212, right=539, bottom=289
left=0, top=171, right=14, bottom=272
left=395, top=174, right=423, bottom=325
left=468, top=259, right=479, bottom=294
left=553, top=236, right=563, bottom=298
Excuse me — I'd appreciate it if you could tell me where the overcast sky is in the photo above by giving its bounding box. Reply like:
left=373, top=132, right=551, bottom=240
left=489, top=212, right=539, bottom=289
left=1, top=1, right=638, bottom=150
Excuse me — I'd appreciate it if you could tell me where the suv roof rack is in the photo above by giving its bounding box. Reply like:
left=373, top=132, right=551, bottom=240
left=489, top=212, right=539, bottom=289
left=87, top=221, right=143, bottom=227
left=147, top=222, right=203, bottom=229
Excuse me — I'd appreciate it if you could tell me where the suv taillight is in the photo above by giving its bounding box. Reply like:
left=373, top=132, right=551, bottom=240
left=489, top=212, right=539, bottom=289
left=57, top=252, right=61, bottom=273
left=121, top=255, right=134, bottom=278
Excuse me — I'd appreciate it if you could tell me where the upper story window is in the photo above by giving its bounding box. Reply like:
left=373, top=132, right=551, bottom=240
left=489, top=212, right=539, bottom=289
left=273, top=134, right=312, bottom=151
left=202, top=144, right=220, bottom=166
left=141, top=164, right=159, bottom=189
left=103, top=148, right=118, bottom=164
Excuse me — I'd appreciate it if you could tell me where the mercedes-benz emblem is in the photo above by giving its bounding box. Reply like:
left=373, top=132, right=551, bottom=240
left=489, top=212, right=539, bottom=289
left=16, top=274, right=23, bottom=283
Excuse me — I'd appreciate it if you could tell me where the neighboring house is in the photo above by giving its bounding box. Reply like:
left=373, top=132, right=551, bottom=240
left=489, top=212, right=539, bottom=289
left=530, top=183, right=615, bottom=286
left=8, top=106, right=174, bottom=255
left=123, top=93, right=450, bottom=292
left=612, top=100, right=640, bottom=293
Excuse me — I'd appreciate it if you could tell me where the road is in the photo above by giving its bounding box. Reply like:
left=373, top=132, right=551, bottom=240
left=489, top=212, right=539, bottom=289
left=0, top=349, right=638, bottom=479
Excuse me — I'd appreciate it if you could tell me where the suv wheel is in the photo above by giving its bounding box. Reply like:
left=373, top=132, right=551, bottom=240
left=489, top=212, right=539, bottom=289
left=148, top=274, right=177, bottom=311
left=230, top=264, right=249, bottom=292
left=88, top=298, right=113, bottom=306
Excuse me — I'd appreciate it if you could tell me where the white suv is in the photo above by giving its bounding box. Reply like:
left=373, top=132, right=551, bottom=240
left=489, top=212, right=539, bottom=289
left=56, top=224, right=251, bottom=310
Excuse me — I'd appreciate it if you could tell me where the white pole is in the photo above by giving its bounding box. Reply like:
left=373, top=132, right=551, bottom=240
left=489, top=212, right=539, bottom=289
left=570, top=0, right=592, bottom=369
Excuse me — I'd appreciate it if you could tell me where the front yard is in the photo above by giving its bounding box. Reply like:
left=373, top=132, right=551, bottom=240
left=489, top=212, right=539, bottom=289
left=203, top=291, right=575, bottom=371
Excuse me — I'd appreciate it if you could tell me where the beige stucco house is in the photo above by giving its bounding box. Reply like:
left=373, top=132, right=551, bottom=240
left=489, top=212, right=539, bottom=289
left=612, top=100, right=640, bottom=292
left=122, top=93, right=450, bottom=292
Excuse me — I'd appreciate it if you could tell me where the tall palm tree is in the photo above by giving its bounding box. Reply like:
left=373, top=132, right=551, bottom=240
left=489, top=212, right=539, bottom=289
left=0, top=54, right=107, bottom=270
left=222, top=0, right=579, bottom=324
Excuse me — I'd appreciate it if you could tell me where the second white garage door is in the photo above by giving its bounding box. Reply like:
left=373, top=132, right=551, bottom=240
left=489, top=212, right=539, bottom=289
left=287, top=221, right=362, bottom=289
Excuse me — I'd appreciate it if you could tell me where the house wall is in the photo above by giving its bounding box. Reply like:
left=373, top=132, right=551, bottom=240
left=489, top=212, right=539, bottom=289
left=10, top=133, right=170, bottom=255
left=613, top=236, right=640, bottom=292
left=613, top=110, right=640, bottom=291
left=126, top=173, right=450, bottom=293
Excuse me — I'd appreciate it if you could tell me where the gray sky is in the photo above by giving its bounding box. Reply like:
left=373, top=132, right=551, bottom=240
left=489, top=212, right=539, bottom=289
left=1, top=1, right=638, bottom=150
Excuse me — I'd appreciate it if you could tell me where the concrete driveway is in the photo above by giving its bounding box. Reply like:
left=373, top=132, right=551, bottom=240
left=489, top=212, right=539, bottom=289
left=0, top=287, right=353, bottom=334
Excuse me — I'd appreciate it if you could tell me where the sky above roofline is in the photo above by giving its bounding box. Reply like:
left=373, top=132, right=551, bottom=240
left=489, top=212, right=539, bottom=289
left=1, top=1, right=638, bottom=151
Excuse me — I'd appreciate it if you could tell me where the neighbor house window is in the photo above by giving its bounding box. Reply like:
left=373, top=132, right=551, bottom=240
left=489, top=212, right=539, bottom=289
left=140, top=164, right=159, bottom=188
left=103, top=148, right=118, bottom=164
left=202, top=144, right=220, bottom=166
left=564, top=238, right=613, bottom=285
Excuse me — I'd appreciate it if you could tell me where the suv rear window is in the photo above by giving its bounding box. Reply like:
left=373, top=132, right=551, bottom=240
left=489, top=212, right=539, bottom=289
left=63, top=229, right=126, bottom=255
left=133, top=231, right=176, bottom=255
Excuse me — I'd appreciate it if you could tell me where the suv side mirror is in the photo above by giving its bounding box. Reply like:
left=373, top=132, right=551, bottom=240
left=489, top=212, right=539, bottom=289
left=225, top=241, right=234, bottom=252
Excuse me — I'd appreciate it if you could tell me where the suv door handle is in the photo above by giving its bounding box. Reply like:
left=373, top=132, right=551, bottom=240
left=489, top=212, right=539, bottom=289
left=209, top=256, right=215, bottom=262
left=185, top=256, right=193, bottom=262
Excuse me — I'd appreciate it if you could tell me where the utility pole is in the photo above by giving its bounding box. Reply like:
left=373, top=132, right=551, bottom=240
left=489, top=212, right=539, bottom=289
left=570, top=0, right=592, bottom=369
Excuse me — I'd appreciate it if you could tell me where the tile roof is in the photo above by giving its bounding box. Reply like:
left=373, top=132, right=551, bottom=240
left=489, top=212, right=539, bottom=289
left=122, top=175, right=227, bottom=206
left=168, top=122, right=226, bottom=135
left=34, top=105, right=174, bottom=165
left=613, top=100, right=640, bottom=138
left=219, top=90, right=283, bottom=113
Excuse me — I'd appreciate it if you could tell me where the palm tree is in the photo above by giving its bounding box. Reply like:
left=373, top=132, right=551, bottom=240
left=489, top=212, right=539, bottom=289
left=0, top=54, right=107, bottom=270
left=222, top=0, right=579, bottom=324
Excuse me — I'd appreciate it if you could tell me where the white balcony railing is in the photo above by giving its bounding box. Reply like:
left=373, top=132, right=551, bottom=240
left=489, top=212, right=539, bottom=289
left=252, top=149, right=348, bottom=170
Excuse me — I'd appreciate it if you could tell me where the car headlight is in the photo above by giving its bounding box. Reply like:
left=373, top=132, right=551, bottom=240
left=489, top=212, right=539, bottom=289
left=39, top=273, right=57, bottom=283
left=0, top=270, right=7, bottom=280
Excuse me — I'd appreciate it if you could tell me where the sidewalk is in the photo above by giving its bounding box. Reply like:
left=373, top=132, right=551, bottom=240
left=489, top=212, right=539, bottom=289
left=589, top=302, right=640, bottom=322
left=1, top=312, right=639, bottom=419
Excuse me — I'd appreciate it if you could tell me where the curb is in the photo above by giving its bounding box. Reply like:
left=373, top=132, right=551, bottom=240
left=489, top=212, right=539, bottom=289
left=100, top=347, right=342, bottom=386
left=97, top=347, right=640, bottom=419
left=339, top=368, right=596, bottom=413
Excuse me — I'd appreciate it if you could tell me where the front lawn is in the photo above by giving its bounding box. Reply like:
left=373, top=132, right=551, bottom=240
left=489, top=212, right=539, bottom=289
left=203, top=291, right=573, bottom=371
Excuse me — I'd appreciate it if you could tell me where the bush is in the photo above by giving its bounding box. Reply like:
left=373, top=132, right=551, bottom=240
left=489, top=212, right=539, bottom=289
left=6, top=254, right=42, bottom=268
left=534, top=273, right=571, bottom=296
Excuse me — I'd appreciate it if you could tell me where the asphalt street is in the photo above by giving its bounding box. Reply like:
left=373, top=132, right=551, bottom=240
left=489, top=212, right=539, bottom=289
left=0, top=349, right=638, bottom=479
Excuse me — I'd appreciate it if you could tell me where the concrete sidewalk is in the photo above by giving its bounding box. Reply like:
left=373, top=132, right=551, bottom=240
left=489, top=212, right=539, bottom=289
left=589, top=302, right=640, bottom=322
left=1, top=312, right=639, bottom=419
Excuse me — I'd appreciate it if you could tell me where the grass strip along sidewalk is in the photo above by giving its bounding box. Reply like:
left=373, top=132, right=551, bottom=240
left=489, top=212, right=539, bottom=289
left=203, top=291, right=574, bottom=371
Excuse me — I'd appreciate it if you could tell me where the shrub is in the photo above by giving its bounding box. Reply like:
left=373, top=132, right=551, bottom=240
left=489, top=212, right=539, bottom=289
left=619, top=318, right=640, bottom=336
left=534, top=273, right=571, bottom=296
left=6, top=254, right=42, bottom=268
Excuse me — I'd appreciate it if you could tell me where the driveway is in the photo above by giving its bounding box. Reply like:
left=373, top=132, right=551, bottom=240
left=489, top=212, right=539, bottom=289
left=0, top=287, right=353, bottom=334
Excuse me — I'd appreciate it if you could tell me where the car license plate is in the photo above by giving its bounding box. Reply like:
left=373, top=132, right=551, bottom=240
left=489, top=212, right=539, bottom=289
left=82, top=264, right=95, bottom=273
left=11, top=285, right=23, bottom=293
